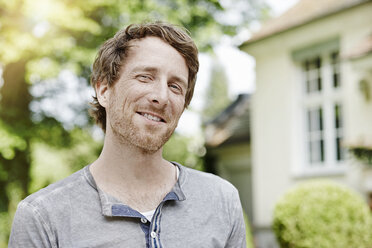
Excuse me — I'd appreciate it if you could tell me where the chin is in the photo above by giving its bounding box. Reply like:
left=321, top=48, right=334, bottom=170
left=110, top=117, right=175, bottom=153
left=126, top=128, right=174, bottom=153
left=135, top=132, right=173, bottom=153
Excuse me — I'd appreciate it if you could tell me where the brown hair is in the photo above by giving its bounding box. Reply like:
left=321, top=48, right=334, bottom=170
left=90, top=22, right=199, bottom=131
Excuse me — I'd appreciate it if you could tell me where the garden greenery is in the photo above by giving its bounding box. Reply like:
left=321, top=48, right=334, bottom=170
left=273, top=180, right=372, bottom=248
left=349, top=146, right=372, bottom=166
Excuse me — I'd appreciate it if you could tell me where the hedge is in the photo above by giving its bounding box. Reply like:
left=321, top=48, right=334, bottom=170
left=273, top=180, right=372, bottom=248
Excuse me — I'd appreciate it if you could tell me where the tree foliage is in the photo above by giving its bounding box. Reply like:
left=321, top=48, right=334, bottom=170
left=202, top=58, right=231, bottom=122
left=163, top=132, right=205, bottom=171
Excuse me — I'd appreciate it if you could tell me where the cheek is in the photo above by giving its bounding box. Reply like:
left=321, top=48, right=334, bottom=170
left=126, top=84, right=149, bottom=102
left=116, top=85, right=143, bottom=108
left=172, top=99, right=185, bottom=117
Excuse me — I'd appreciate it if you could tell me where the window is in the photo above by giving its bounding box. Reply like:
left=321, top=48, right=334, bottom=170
left=334, top=103, right=345, bottom=161
left=307, top=107, right=324, bottom=163
left=301, top=50, right=345, bottom=168
left=331, top=52, right=341, bottom=88
left=304, top=56, right=322, bottom=93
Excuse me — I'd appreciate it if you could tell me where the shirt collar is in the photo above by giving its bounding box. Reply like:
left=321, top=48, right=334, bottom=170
left=83, top=162, right=187, bottom=217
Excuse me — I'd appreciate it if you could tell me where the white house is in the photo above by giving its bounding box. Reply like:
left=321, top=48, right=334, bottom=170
left=208, top=0, right=372, bottom=247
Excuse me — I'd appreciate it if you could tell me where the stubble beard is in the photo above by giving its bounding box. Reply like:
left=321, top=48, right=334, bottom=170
left=110, top=111, right=176, bottom=154
left=107, top=88, right=180, bottom=154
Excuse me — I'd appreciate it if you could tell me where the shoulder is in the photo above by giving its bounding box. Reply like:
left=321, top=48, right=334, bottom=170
left=182, top=165, right=235, bottom=188
left=21, top=166, right=90, bottom=209
left=174, top=163, right=244, bottom=230
left=10, top=167, right=91, bottom=245
left=176, top=163, right=239, bottom=199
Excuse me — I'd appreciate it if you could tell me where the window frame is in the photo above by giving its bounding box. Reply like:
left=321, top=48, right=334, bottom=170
left=292, top=40, right=347, bottom=176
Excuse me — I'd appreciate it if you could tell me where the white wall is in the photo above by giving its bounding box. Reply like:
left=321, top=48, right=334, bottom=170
left=344, top=56, right=372, bottom=146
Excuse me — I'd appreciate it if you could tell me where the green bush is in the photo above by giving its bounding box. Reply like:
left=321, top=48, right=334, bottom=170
left=243, top=211, right=254, bottom=248
left=273, top=180, right=372, bottom=248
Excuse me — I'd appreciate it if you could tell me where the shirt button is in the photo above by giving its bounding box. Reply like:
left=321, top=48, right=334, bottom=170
left=150, top=231, right=157, bottom=238
left=140, top=218, right=147, bottom=224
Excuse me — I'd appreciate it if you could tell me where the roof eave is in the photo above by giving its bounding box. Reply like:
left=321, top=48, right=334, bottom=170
left=239, top=0, right=370, bottom=51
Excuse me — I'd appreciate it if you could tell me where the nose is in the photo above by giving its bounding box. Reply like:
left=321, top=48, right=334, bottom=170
left=148, top=80, right=169, bottom=108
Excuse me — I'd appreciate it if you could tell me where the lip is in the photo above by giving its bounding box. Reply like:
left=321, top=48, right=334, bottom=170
left=136, top=111, right=166, bottom=123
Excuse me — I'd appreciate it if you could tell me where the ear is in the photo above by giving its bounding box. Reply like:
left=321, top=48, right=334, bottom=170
left=96, top=80, right=109, bottom=108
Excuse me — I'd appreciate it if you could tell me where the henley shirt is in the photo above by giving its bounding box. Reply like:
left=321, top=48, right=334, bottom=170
left=9, top=162, right=246, bottom=248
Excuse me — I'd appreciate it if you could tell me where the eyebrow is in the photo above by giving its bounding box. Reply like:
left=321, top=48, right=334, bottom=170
left=132, top=66, right=158, bottom=73
left=133, top=66, right=188, bottom=88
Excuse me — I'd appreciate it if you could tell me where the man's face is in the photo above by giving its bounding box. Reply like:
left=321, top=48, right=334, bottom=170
left=100, top=37, right=188, bottom=153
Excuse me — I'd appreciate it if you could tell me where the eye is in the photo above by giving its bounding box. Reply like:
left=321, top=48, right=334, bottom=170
left=137, top=74, right=152, bottom=82
left=169, top=83, right=183, bottom=94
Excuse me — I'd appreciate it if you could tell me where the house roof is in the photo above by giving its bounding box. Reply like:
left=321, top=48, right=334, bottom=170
left=204, top=94, right=250, bottom=148
left=240, top=0, right=370, bottom=48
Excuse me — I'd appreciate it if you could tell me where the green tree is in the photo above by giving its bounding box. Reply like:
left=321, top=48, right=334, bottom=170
left=163, top=132, right=205, bottom=171
left=202, top=58, right=231, bottom=122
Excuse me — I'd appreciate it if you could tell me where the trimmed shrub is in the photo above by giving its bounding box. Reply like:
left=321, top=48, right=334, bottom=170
left=273, top=180, right=372, bottom=248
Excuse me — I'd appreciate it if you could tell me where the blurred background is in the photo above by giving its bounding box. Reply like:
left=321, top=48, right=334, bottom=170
left=1, top=0, right=372, bottom=247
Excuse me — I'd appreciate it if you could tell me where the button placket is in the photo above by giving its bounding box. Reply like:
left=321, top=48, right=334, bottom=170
left=150, top=231, right=157, bottom=238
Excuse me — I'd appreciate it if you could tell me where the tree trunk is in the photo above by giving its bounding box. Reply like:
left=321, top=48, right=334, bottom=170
left=0, top=60, right=32, bottom=212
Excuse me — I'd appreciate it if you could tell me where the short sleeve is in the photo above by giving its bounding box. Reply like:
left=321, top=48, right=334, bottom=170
left=225, top=188, right=247, bottom=248
left=8, top=201, right=54, bottom=248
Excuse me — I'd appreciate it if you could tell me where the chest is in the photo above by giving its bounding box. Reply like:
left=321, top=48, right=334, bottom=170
left=54, top=203, right=231, bottom=248
left=111, top=184, right=172, bottom=212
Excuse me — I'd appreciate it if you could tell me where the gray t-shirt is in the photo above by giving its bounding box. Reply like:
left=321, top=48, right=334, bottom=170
left=9, top=162, right=246, bottom=247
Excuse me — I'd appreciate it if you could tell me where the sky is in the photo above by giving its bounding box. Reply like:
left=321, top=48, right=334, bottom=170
left=266, top=0, right=299, bottom=16
left=176, top=0, right=300, bottom=136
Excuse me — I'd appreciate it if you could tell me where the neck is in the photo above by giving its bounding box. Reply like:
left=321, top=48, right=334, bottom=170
left=90, top=127, right=175, bottom=195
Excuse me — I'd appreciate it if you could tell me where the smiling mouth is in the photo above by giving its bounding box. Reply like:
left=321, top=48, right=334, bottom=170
left=137, top=112, right=166, bottom=123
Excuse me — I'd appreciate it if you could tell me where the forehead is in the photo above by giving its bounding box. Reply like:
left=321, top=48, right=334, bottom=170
left=123, top=36, right=188, bottom=79
left=126, top=37, right=185, bottom=64
left=128, top=36, right=174, bottom=51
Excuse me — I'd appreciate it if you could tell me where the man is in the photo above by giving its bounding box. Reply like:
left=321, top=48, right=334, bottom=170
left=9, top=22, right=246, bottom=247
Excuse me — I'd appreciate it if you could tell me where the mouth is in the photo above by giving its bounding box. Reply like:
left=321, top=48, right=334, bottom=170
left=137, top=112, right=166, bottom=123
